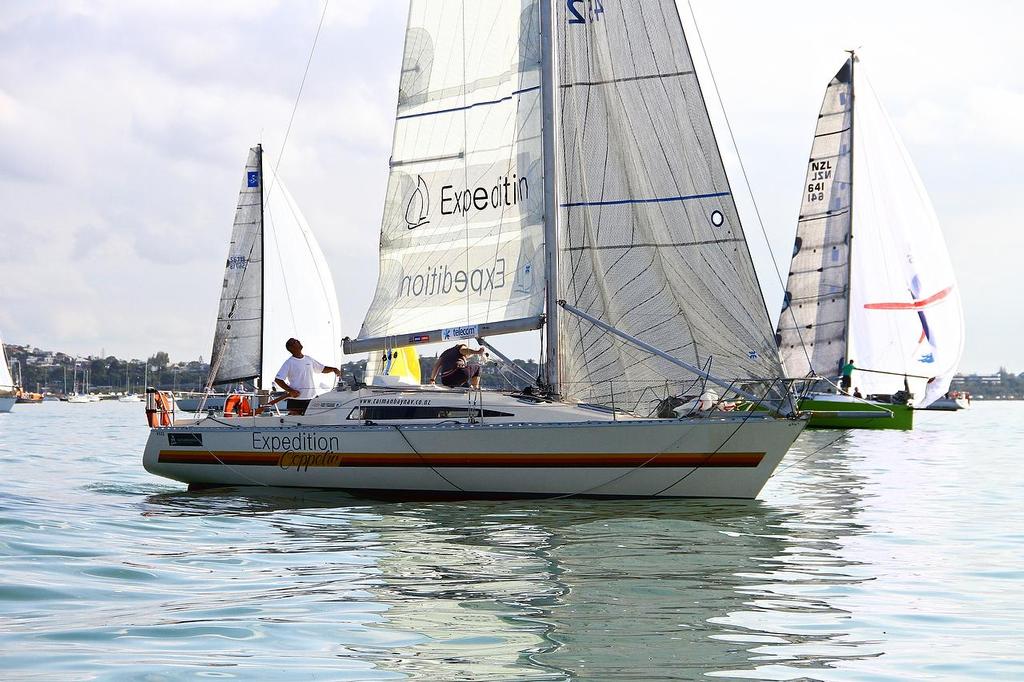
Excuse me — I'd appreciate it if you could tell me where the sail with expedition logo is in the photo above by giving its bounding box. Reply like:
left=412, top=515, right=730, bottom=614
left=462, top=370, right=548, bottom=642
left=553, top=0, right=786, bottom=409
left=357, top=1, right=546, bottom=341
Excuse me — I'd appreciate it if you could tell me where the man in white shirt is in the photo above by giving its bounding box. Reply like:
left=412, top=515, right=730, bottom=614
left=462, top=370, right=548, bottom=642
left=275, top=338, right=341, bottom=415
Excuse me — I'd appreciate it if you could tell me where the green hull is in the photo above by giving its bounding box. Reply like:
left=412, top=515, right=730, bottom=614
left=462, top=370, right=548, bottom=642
left=800, top=398, right=914, bottom=430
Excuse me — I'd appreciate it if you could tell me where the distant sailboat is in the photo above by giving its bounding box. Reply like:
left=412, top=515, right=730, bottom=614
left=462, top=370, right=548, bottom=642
left=118, top=363, right=140, bottom=402
left=143, top=0, right=807, bottom=498
left=66, top=364, right=92, bottom=403
left=0, top=332, right=15, bottom=413
left=777, top=53, right=965, bottom=429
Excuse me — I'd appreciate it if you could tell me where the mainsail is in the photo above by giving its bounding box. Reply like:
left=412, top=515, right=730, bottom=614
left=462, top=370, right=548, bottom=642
left=0, top=331, right=14, bottom=390
left=357, top=1, right=547, bottom=340
left=210, top=145, right=342, bottom=389
left=351, top=1, right=787, bottom=410
left=776, top=60, right=854, bottom=381
left=210, top=146, right=264, bottom=386
left=553, top=1, right=785, bottom=408
left=778, top=56, right=964, bottom=408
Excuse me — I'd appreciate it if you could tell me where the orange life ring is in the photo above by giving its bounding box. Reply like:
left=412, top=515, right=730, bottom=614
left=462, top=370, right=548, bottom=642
left=146, top=391, right=173, bottom=427
left=223, top=394, right=252, bottom=417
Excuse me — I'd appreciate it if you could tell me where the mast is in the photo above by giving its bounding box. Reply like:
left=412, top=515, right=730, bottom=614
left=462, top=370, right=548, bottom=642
left=842, top=51, right=856, bottom=374
left=539, top=0, right=560, bottom=397
left=256, top=143, right=265, bottom=391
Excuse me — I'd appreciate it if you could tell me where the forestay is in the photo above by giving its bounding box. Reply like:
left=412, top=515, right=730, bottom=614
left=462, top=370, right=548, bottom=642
left=210, top=147, right=263, bottom=386
left=554, top=0, right=784, bottom=408
left=357, top=1, right=547, bottom=341
left=847, top=63, right=963, bottom=406
left=777, top=59, right=854, bottom=380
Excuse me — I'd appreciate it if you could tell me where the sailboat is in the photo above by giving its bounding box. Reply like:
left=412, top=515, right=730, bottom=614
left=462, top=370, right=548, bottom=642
left=776, top=53, right=964, bottom=430
left=0, top=332, right=15, bottom=413
left=171, top=143, right=342, bottom=414
left=66, top=364, right=92, bottom=403
left=118, top=363, right=140, bottom=402
left=143, top=0, right=807, bottom=499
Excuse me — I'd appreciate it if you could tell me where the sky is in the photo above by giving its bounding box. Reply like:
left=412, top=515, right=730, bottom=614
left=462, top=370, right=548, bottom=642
left=0, top=1, right=1020, bottom=373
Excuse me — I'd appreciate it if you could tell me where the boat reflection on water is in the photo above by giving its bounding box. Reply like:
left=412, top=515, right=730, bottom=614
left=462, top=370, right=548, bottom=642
left=140, top=433, right=880, bottom=679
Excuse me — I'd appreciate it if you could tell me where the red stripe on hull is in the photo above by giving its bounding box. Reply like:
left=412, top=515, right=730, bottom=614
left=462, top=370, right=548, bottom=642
left=158, top=450, right=766, bottom=468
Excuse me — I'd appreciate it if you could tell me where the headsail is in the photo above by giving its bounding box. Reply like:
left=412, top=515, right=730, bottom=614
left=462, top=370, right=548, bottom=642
left=260, top=160, right=342, bottom=385
left=210, top=146, right=264, bottom=386
left=776, top=59, right=854, bottom=381
left=356, top=1, right=547, bottom=341
left=553, top=1, right=785, bottom=408
left=847, top=61, right=963, bottom=406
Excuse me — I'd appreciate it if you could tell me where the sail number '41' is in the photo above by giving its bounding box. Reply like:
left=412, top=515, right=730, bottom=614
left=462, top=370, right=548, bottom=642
left=568, top=0, right=605, bottom=24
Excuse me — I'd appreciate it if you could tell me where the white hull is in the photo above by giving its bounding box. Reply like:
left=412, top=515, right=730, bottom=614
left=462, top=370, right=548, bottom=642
left=142, top=389, right=806, bottom=499
left=0, top=396, right=14, bottom=413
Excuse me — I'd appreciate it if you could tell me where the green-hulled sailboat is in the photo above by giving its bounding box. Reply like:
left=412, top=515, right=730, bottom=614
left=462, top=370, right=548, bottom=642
left=776, top=53, right=964, bottom=430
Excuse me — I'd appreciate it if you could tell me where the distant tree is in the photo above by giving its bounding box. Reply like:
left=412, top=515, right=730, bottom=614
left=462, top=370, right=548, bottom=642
left=149, top=351, right=170, bottom=371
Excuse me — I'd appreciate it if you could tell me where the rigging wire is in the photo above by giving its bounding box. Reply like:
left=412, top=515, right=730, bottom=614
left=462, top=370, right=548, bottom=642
left=683, top=0, right=816, bottom=376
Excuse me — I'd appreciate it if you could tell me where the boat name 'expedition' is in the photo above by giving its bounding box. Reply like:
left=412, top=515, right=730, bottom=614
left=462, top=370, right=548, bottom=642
left=252, top=432, right=339, bottom=453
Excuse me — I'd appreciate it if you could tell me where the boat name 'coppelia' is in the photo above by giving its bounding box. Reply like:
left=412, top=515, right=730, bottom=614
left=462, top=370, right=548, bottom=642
left=252, top=432, right=340, bottom=452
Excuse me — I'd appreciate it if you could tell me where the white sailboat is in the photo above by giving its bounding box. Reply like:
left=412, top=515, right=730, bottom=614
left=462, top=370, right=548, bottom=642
left=0, top=332, right=15, bottom=413
left=143, top=0, right=806, bottom=499
left=66, top=364, right=92, bottom=403
left=776, top=53, right=965, bottom=428
left=171, top=143, right=343, bottom=414
left=118, top=363, right=140, bottom=402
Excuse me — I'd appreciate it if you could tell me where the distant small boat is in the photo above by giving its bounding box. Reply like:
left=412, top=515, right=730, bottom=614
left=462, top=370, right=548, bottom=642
left=67, top=393, right=92, bottom=404
left=920, top=392, right=970, bottom=411
left=118, top=394, right=141, bottom=403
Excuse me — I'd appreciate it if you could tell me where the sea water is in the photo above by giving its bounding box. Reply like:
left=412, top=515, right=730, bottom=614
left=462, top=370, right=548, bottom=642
left=0, top=401, right=1021, bottom=680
